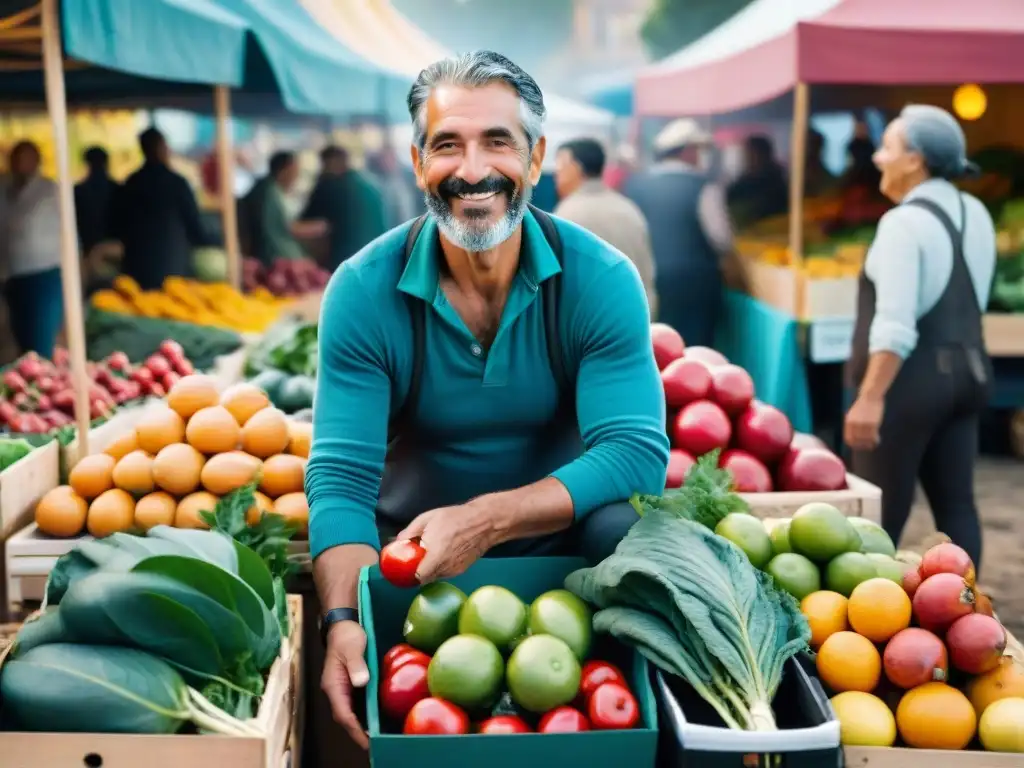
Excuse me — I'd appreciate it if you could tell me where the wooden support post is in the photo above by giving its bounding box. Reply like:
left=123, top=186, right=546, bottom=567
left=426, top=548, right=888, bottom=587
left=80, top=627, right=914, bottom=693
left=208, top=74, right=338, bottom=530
left=41, top=0, right=90, bottom=460
left=788, top=82, right=810, bottom=268
left=215, top=85, right=241, bottom=289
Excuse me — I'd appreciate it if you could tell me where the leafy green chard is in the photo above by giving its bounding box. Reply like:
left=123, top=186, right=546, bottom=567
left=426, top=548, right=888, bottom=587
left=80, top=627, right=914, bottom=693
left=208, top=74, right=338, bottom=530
left=566, top=511, right=810, bottom=731
left=1, top=644, right=261, bottom=736
left=630, top=450, right=749, bottom=529
left=201, top=483, right=300, bottom=638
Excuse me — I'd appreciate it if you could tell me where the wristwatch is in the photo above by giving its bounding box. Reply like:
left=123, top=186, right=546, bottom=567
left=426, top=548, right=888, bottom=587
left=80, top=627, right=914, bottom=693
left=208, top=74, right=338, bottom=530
left=320, top=607, right=359, bottom=647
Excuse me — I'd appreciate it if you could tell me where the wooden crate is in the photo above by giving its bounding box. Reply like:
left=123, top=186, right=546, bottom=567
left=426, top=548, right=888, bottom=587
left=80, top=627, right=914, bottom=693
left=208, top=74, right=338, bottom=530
left=739, top=257, right=859, bottom=321
left=739, top=473, right=882, bottom=524
left=0, top=441, right=60, bottom=541
left=0, top=595, right=304, bottom=768
left=983, top=313, right=1024, bottom=358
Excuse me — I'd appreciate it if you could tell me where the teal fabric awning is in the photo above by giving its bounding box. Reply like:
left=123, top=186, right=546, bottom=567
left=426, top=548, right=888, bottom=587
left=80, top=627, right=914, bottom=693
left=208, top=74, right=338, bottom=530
left=0, top=0, right=410, bottom=117
left=61, top=0, right=251, bottom=87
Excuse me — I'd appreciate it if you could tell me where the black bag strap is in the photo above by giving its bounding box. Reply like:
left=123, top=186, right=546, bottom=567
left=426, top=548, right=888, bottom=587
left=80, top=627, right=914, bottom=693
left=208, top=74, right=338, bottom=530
left=903, top=196, right=981, bottom=314
left=388, top=205, right=569, bottom=445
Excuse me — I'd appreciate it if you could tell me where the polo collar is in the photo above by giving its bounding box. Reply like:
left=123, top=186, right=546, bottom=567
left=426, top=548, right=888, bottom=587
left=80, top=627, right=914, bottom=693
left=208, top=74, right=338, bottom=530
left=397, top=208, right=562, bottom=302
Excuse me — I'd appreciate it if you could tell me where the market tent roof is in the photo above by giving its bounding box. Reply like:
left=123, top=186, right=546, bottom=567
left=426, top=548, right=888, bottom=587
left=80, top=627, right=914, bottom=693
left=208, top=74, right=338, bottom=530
left=300, top=0, right=616, bottom=142
left=0, top=0, right=407, bottom=117
left=635, top=0, right=1024, bottom=117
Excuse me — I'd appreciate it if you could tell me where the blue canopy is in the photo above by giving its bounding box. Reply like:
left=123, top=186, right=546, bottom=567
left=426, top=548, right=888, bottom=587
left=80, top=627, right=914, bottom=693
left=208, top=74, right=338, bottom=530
left=581, top=71, right=635, bottom=118
left=0, top=0, right=409, bottom=117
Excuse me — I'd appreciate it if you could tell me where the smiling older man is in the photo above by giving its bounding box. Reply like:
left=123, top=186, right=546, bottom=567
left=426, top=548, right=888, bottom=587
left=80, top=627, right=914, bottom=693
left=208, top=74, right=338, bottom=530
left=305, top=50, right=668, bottom=748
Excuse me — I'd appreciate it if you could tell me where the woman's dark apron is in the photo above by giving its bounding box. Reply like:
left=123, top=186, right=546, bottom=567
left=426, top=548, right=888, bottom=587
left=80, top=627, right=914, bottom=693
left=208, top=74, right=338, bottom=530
left=846, top=196, right=991, bottom=534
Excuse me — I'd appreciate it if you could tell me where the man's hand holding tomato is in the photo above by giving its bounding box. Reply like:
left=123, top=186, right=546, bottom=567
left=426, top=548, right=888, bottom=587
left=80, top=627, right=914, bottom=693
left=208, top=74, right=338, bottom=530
left=396, top=498, right=503, bottom=584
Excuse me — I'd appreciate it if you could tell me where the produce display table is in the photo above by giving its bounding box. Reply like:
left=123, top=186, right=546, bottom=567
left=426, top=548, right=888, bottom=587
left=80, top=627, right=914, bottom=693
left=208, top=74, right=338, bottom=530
left=0, top=596, right=304, bottom=768
left=741, top=473, right=881, bottom=524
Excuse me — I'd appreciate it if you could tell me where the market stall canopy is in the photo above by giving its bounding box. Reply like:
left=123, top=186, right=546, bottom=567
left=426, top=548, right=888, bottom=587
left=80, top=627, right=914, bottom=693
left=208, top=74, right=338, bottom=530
left=636, top=0, right=1024, bottom=117
left=300, top=0, right=617, bottom=154
left=0, top=0, right=407, bottom=116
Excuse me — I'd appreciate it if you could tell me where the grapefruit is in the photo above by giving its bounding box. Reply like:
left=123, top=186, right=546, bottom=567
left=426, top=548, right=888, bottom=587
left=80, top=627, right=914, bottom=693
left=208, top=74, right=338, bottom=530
left=506, top=635, right=581, bottom=714
left=200, top=451, right=261, bottom=495
left=978, top=697, right=1024, bottom=753
left=135, top=407, right=186, bottom=455
left=799, top=591, right=848, bottom=649
left=966, top=657, right=1024, bottom=717
left=259, top=453, right=306, bottom=498
left=34, top=485, right=88, bottom=538
left=528, top=590, right=592, bottom=661
left=816, top=631, right=881, bottom=693
left=849, top=517, right=896, bottom=557
left=769, top=519, right=792, bottom=554
left=896, top=682, right=976, bottom=750
left=185, top=405, right=241, bottom=454
left=426, top=635, right=504, bottom=710
left=220, top=382, right=270, bottom=426
left=166, top=375, right=220, bottom=420
left=86, top=488, right=135, bottom=537
left=459, top=586, right=528, bottom=652
left=240, top=408, right=290, bottom=458
left=847, top=578, right=912, bottom=642
left=273, top=492, right=309, bottom=536
left=111, top=450, right=155, bottom=496
left=175, top=491, right=217, bottom=529
left=68, top=453, right=116, bottom=500
left=788, top=502, right=858, bottom=562
left=830, top=691, right=896, bottom=747
left=151, top=443, right=205, bottom=496
left=134, top=491, right=177, bottom=531
left=865, top=554, right=905, bottom=584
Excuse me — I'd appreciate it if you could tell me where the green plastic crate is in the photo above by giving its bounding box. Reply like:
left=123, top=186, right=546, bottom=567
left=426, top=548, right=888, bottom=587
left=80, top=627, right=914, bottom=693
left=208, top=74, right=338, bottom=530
left=360, top=556, right=659, bottom=768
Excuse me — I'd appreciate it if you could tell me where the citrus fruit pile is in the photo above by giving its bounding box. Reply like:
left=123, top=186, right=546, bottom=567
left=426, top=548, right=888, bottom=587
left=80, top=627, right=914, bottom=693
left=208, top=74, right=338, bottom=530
left=803, top=540, right=1024, bottom=753
left=714, top=501, right=906, bottom=601
left=379, top=583, right=642, bottom=735
left=34, top=375, right=311, bottom=540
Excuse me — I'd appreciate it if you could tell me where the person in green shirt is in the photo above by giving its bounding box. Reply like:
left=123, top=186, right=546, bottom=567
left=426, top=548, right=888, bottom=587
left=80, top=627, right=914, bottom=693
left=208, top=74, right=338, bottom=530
left=241, top=151, right=325, bottom=266
left=300, top=145, right=388, bottom=269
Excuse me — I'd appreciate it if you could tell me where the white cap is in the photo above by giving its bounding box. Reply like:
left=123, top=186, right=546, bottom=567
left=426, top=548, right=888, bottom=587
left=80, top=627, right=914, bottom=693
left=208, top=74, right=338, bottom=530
left=653, top=119, right=712, bottom=153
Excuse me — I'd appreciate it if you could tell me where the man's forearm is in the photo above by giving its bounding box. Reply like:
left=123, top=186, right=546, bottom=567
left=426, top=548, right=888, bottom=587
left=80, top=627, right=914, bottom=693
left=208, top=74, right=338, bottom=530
left=859, top=351, right=903, bottom=401
left=313, top=543, right=379, bottom=610
left=477, top=476, right=575, bottom=547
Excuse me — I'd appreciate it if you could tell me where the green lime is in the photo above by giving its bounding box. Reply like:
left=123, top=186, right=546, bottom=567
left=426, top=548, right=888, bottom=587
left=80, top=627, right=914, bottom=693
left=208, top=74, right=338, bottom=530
left=769, top=519, right=793, bottom=555
left=458, top=586, right=528, bottom=652
left=403, top=582, right=467, bottom=653
left=715, top=513, right=773, bottom=569
left=825, top=552, right=878, bottom=597
left=850, top=518, right=897, bottom=557
left=866, top=553, right=905, bottom=584
left=427, top=634, right=504, bottom=710
left=506, top=634, right=581, bottom=713
left=765, top=553, right=821, bottom=600
left=528, top=590, right=592, bottom=661
left=788, top=502, right=859, bottom=562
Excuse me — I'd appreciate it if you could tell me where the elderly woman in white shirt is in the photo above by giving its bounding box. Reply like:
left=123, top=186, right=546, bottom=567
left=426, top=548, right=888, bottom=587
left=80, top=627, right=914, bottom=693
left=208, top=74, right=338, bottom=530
left=0, top=141, right=62, bottom=356
left=844, top=105, right=995, bottom=571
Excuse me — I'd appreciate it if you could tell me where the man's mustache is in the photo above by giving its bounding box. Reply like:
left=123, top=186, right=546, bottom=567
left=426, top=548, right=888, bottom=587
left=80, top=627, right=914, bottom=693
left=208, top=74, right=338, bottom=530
left=438, top=175, right=515, bottom=199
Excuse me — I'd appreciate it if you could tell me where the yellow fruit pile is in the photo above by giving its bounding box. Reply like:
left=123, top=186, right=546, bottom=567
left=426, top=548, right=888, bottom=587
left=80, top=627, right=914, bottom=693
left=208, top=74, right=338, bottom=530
left=801, top=560, right=1024, bottom=754
left=35, top=375, right=312, bottom=541
left=91, top=275, right=289, bottom=333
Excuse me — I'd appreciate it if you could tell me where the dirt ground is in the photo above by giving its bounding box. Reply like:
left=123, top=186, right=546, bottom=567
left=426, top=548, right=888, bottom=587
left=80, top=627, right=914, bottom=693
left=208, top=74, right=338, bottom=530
left=901, top=456, right=1024, bottom=638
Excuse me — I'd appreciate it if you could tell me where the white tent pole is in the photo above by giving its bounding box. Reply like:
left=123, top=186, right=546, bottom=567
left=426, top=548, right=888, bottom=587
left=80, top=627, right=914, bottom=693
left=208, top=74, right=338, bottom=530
left=41, top=0, right=90, bottom=460
left=788, top=82, right=810, bottom=269
left=214, top=85, right=241, bottom=290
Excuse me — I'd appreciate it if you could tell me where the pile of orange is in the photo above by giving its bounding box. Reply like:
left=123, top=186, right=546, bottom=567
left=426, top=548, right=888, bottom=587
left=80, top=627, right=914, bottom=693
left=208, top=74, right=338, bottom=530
left=802, top=577, right=1024, bottom=752
left=35, top=375, right=312, bottom=541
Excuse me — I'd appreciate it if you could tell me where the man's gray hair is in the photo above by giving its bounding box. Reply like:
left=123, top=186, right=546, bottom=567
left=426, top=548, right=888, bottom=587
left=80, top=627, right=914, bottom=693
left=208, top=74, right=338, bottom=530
left=900, top=104, right=979, bottom=180
left=407, top=50, right=547, bottom=151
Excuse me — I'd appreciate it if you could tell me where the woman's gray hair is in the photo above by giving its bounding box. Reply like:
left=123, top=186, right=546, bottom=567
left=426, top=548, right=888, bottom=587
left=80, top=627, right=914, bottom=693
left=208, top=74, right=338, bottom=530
left=407, top=50, right=547, bottom=152
left=900, top=104, right=980, bottom=180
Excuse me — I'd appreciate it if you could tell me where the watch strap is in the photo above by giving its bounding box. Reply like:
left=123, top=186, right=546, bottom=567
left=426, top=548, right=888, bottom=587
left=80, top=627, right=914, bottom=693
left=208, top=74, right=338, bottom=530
left=320, top=607, right=359, bottom=646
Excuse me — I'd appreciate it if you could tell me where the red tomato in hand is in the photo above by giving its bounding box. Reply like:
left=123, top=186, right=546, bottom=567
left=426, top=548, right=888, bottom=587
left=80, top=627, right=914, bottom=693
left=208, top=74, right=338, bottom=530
left=382, top=643, right=416, bottom=676
left=386, top=648, right=431, bottom=674
left=403, top=697, right=470, bottom=735
left=588, top=682, right=639, bottom=730
left=380, top=661, right=429, bottom=720
left=579, top=661, right=627, bottom=701
left=537, top=706, right=590, bottom=733
left=477, top=715, right=531, bottom=734
left=380, top=539, right=426, bottom=588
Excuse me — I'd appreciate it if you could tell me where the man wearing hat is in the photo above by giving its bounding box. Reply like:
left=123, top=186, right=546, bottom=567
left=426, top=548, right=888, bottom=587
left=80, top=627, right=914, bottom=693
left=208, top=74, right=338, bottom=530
left=624, top=119, right=733, bottom=347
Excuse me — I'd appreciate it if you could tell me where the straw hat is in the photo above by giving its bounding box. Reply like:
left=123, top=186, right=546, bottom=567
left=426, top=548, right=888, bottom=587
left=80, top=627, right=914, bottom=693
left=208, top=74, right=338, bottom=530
left=653, top=119, right=712, bottom=154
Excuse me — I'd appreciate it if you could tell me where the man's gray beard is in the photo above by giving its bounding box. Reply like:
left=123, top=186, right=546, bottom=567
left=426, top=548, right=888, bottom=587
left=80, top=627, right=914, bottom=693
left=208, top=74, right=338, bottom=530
left=424, top=184, right=532, bottom=252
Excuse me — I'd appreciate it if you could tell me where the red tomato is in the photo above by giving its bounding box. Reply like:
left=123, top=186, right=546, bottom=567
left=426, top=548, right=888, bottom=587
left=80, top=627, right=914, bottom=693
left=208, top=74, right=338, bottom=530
left=386, top=648, right=431, bottom=674
left=379, top=539, right=426, bottom=588
left=380, top=661, right=429, bottom=720
left=588, top=682, right=639, bottom=730
left=579, top=661, right=627, bottom=701
left=537, top=706, right=590, bottom=733
left=477, top=715, right=531, bottom=734
left=382, top=643, right=416, bottom=676
left=403, top=697, right=470, bottom=735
